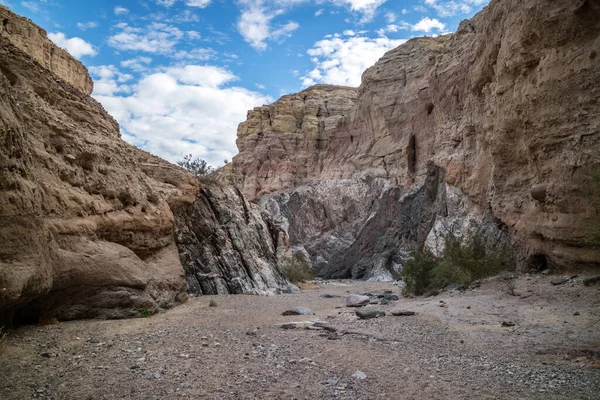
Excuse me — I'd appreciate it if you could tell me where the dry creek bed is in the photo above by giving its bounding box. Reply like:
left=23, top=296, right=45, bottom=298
left=1, top=274, right=599, bottom=399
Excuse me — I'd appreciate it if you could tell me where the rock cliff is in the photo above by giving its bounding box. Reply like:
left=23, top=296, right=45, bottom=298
left=0, top=7, right=292, bottom=327
left=232, top=0, right=600, bottom=277
left=0, top=6, right=93, bottom=95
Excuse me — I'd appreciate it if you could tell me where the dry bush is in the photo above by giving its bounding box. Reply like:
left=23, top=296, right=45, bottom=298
left=0, top=327, right=7, bottom=355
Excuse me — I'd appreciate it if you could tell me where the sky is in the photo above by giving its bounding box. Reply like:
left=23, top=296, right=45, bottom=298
left=1, top=0, right=489, bottom=166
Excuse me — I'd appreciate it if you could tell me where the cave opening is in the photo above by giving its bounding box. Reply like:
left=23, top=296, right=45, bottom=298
left=528, top=253, right=548, bottom=271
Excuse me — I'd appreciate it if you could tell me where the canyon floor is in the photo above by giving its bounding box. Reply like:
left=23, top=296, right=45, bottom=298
left=1, top=275, right=599, bottom=400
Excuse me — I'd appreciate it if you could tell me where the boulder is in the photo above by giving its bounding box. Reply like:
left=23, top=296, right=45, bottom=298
left=346, top=295, right=371, bottom=307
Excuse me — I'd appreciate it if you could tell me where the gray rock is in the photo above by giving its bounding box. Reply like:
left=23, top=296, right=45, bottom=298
left=551, top=278, right=569, bottom=286
left=320, top=294, right=342, bottom=298
left=383, top=294, right=399, bottom=301
left=583, top=275, right=600, bottom=286
left=282, top=307, right=315, bottom=316
left=351, top=370, right=367, bottom=380
left=391, top=309, right=416, bottom=316
left=346, top=294, right=371, bottom=307
left=355, top=309, right=385, bottom=319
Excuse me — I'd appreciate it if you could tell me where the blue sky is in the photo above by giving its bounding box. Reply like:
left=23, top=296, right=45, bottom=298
left=1, top=0, right=489, bottom=166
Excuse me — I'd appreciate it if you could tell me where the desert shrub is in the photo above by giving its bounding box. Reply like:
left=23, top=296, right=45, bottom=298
left=177, top=154, right=214, bottom=177
left=209, top=299, right=218, bottom=307
left=400, top=248, right=437, bottom=296
left=137, top=308, right=152, bottom=318
left=401, top=232, right=515, bottom=295
left=283, top=251, right=316, bottom=284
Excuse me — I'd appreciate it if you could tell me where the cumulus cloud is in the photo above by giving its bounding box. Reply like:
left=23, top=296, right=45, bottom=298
left=108, top=23, right=185, bottom=53
left=155, top=0, right=212, bottom=7
left=90, top=65, right=270, bottom=166
left=114, top=6, right=129, bottom=15
left=424, top=0, right=488, bottom=18
left=77, top=21, right=98, bottom=30
left=48, top=32, right=97, bottom=58
left=412, top=17, right=445, bottom=33
left=121, top=56, right=153, bottom=72
left=328, top=0, right=388, bottom=22
left=236, top=2, right=300, bottom=50
left=302, top=34, right=405, bottom=87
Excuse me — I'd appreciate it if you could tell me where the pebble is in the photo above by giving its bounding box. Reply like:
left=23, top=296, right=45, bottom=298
left=351, top=370, right=367, bottom=380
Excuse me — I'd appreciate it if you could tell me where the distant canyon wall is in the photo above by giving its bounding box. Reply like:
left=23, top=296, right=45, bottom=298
left=231, top=0, right=600, bottom=277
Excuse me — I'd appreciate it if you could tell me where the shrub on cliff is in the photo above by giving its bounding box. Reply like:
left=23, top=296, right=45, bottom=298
left=177, top=154, right=214, bottom=177
left=401, top=233, right=514, bottom=296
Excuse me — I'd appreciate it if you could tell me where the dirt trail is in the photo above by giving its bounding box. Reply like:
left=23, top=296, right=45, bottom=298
left=1, top=275, right=599, bottom=399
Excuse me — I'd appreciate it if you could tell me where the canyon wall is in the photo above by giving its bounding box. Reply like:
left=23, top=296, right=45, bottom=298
left=0, top=6, right=93, bottom=95
left=232, top=0, right=600, bottom=277
left=0, top=7, right=292, bottom=327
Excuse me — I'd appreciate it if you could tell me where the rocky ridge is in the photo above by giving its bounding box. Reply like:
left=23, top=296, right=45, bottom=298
left=231, top=0, right=600, bottom=277
left=0, top=6, right=292, bottom=327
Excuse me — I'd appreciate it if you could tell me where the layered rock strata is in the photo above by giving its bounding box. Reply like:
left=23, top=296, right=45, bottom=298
left=0, top=6, right=93, bottom=95
left=0, top=7, right=291, bottom=326
left=232, top=0, right=600, bottom=276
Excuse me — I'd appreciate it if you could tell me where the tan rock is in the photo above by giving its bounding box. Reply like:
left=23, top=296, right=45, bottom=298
left=0, top=6, right=93, bottom=95
left=232, top=0, right=600, bottom=271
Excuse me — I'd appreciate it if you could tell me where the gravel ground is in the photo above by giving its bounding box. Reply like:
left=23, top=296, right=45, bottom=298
left=1, top=274, right=599, bottom=399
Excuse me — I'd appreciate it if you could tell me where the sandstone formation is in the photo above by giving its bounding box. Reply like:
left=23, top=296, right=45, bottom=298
left=0, top=7, right=292, bottom=327
left=234, top=85, right=358, bottom=199
left=232, top=0, right=600, bottom=277
left=0, top=6, right=93, bottom=95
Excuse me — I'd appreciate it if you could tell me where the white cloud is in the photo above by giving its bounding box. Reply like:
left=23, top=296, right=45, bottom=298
left=114, top=6, right=129, bottom=15
left=186, top=0, right=211, bottom=6
left=121, top=56, right=153, bottom=72
left=91, top=65, right=271, bottom=166
left=236, top=3, right=300, bottom=50
left=328, top=0, right=388, bottom=22
left=88, top=65, right=133, bottom=96
left=412, top=17, right=445, bottom=33
left=77, top=21, right=98, bottom=30
left=21, top=1, right=40, bottom=13
left=48, top=32, right=97, bottom=59
left=315, top=9, right=324, bottom=16
left=384, top=12, right=396, bottom=23
left=302, top=34, right=405, bottom=87
left=424, top=0, right=488, bottom=18
left=107, top=23, right=184, bottom=53
left=155, top=0, right=212, bottom=7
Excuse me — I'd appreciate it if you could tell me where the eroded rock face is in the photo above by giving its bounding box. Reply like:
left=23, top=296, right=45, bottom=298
left=0, top=6, right=93, bottom=95
left=174, top=183, right=295, bottom=295
left=233, top=0, right=600, bottom=275
left=233, top=85, right=358, bottom=199
left=0, top=16, right=292, bottom=326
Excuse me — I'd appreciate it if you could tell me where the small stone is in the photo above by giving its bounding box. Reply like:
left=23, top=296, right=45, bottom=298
left=530, top=184, right=547, bottom=202
left=298, top=357, right=312, bottom=364
left=466, top=306, right=471, bottom=309
left=355, top=309, right=385, bottom=319
left=551, top=278, right=569, bottom=286
left=40, top=352, right=51, bottom=358
left=346, top=294, right=371, bottom=307
left=327, top=378, right=339, bottom=386
left=583, top=275, right=600, bottom=286
left=282, top=307, right=315, bottom=316
left=351, top=370, right=367, bottom=380
left=383, top=294, right=399, bottom=301
left=321, top=294, right=342, bottom=298
left=501, top=321, right=515, bottom=327
left=390, top=309, right=416, bottom=316
left=573, top=311, right=580, bottom=316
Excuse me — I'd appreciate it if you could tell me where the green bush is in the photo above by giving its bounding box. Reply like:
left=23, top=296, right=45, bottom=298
left=137, top=308, right=152, bottom=318
left=283, top=251, right=316, bottom=284
left=401, top=232, right=514, bottom=295
left=401, top=248, right=437, bottom=295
